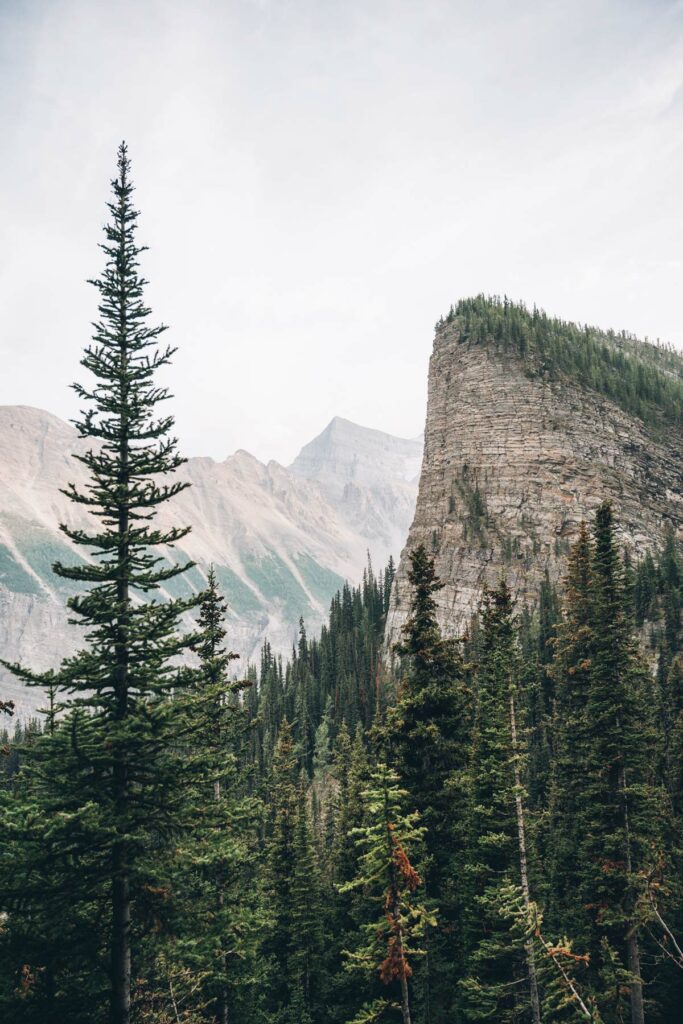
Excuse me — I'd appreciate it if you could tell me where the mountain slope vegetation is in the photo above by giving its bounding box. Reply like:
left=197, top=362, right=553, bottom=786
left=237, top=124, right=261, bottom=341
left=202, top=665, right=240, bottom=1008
left=439, top=294, right=683, bottom=434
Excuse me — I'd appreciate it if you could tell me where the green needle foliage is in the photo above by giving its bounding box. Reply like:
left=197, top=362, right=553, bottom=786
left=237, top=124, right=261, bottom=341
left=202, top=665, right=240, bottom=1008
left=439, top=295, right=683, bottom=434
left=459, top=581, right=537, bottom=1022
left=261, top=720, right=326, bottom=1023
left=547, top=504, right=666, bottom=1024
left=386, top=543, right=469, bottom=1020
left=340, top=764, right=435, bottom=1024
left=137, top=567, right=263, bottom=1024
left=0, top=142, right=201, bottom=1024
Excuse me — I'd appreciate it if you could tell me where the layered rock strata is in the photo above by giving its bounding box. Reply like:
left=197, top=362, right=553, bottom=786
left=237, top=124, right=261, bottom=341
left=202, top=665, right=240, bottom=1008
left=386, top=320, right=683, bottom=643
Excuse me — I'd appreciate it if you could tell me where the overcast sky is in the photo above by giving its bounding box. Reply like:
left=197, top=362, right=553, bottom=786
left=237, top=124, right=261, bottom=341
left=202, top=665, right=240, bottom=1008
left=1, top=0, right=682, bottom=464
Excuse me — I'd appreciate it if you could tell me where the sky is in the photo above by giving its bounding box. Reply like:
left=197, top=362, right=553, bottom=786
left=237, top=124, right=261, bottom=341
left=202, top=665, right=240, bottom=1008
left=1, top=0, right=683, bottom=464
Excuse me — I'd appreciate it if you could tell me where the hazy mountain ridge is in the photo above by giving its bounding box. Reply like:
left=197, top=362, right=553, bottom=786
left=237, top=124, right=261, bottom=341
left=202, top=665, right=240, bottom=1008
left=0, top=407, right=421, bottom=718
left=290, top=416, right=422, bottom=566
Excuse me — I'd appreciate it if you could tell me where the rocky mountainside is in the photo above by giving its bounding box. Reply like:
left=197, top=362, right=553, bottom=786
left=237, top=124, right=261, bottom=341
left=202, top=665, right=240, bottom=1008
left=290, top=416, right=422, bottom=566
left=0, top=407, right=421, bottom=718
left=386, top=296, right=683, bottom=644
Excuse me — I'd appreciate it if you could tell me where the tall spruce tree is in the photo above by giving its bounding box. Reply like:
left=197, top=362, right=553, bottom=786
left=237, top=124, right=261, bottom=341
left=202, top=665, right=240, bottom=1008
left=262, top=720, right=325, bottom=1023
left=1, top=143, right=200, bottom=1024
left=387, top=543, right=468, bottom=1020
left=546, top=523, right=595, bottom=936
left=328, top=723, right=372, bottom=1021
left=460, top=580, right=541, bottom=1024
left=340, top=763, right=434, bottom=1024
left=548, top=504, right=666, bottom=1024
left=289, top=775, right=326, bottom=1020
left=585, top=502, right=661, bottom=1024
left=166, top=567, right=262, bottom=1024
left=189, top=565, right=241, bottom=799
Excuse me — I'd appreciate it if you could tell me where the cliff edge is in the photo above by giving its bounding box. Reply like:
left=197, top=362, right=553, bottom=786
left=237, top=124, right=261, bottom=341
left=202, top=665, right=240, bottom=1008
left=386, top=296, right=683, bottom=643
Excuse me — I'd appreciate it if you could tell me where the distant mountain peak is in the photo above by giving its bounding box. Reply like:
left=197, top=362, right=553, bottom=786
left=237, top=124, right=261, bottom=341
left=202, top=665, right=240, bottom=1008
left=290, top=417, right=423, bottom=495
left=315, top=415, right=420, bottom=444
left=0, top=405, right=422, bottom=719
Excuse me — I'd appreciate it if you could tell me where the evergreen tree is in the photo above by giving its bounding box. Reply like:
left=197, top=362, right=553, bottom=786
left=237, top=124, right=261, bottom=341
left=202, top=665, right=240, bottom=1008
left=546, top=523, right=595, bottom=934
left=289, top=776, right=326, bottom=1020
left=548, top=504, right=666, bottom=1023
left=667, top=655, right=683, bottom=815
left=633, top=552, right=657, bottom=627
left=460, top=580, right=541, bottom=1023
left=384, top=555, right=396, bottom=614
left=1, top=143, right=200, bottom=1024
left=0, top=713, right=110, bottom=1023
left=659, top=526, right=682, bottom=669
left=340, top=763, right=434, bottom=1024
left=327, top=723, right=372, bottom=1021
left=262, top=721, right=324, bottom=1022
left=151, top=568, right=262, bottom=1024
left=586, top=503, right=661, bottom=1024
left=387, top=544, right=468, bottom=1020
left=261, top=721, right=299, bottom=1018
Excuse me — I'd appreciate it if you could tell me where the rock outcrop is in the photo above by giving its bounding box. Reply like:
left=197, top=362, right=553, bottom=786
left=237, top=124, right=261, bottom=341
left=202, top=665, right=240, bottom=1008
left=386, top=309, right=683, bottom=644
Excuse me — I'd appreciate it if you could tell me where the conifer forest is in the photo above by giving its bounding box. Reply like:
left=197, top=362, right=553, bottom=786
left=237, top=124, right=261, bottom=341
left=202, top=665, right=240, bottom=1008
left=2, top=148, right=683, bottom=1024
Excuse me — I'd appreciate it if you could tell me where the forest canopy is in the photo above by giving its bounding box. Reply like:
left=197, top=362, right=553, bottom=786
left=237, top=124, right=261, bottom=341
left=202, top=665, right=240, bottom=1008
left=438, top=294, right=683, bottom=435
left=1, top=151, right=682, bottom=1024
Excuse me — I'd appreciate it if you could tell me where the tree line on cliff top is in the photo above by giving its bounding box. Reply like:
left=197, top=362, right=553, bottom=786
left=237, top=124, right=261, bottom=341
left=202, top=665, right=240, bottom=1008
left=438, top=293, right=683, bottom=434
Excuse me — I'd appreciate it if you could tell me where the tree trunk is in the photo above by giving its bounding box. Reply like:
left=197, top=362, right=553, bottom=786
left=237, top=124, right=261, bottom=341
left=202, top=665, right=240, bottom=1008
left=509, top=692, right=542, bottom=1024
left=385, top=787, right=412, bottom=1024
left=217, top=982, right=229, bottom=1024
left=111, top=843, right=131, bottom=1024
left=616, top=712, right=645, bottom=1024
left=112, top=237, right=131, bottom=1024
left=627, top=930, right=645, bottom=1024
left=399, top=969, right=412, bottom=1024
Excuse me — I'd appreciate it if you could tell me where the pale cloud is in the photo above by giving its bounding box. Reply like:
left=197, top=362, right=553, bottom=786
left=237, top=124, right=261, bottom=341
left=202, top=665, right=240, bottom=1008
left=1, top=0, right=682, bottom=463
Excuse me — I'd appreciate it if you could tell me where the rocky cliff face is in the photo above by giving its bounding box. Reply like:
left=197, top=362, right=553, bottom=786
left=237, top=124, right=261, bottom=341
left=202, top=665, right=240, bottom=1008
left=0, top=408, right=419, bottom=718
left=386, top=313, right=683, bottom=644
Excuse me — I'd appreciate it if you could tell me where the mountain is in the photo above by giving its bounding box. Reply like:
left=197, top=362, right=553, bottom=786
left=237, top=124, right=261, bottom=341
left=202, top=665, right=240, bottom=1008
left=386, top=295, right=683, bottom=644
left=289, top=416, right=422, bottom=566
left=0, top=408, right=421, bottom=718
